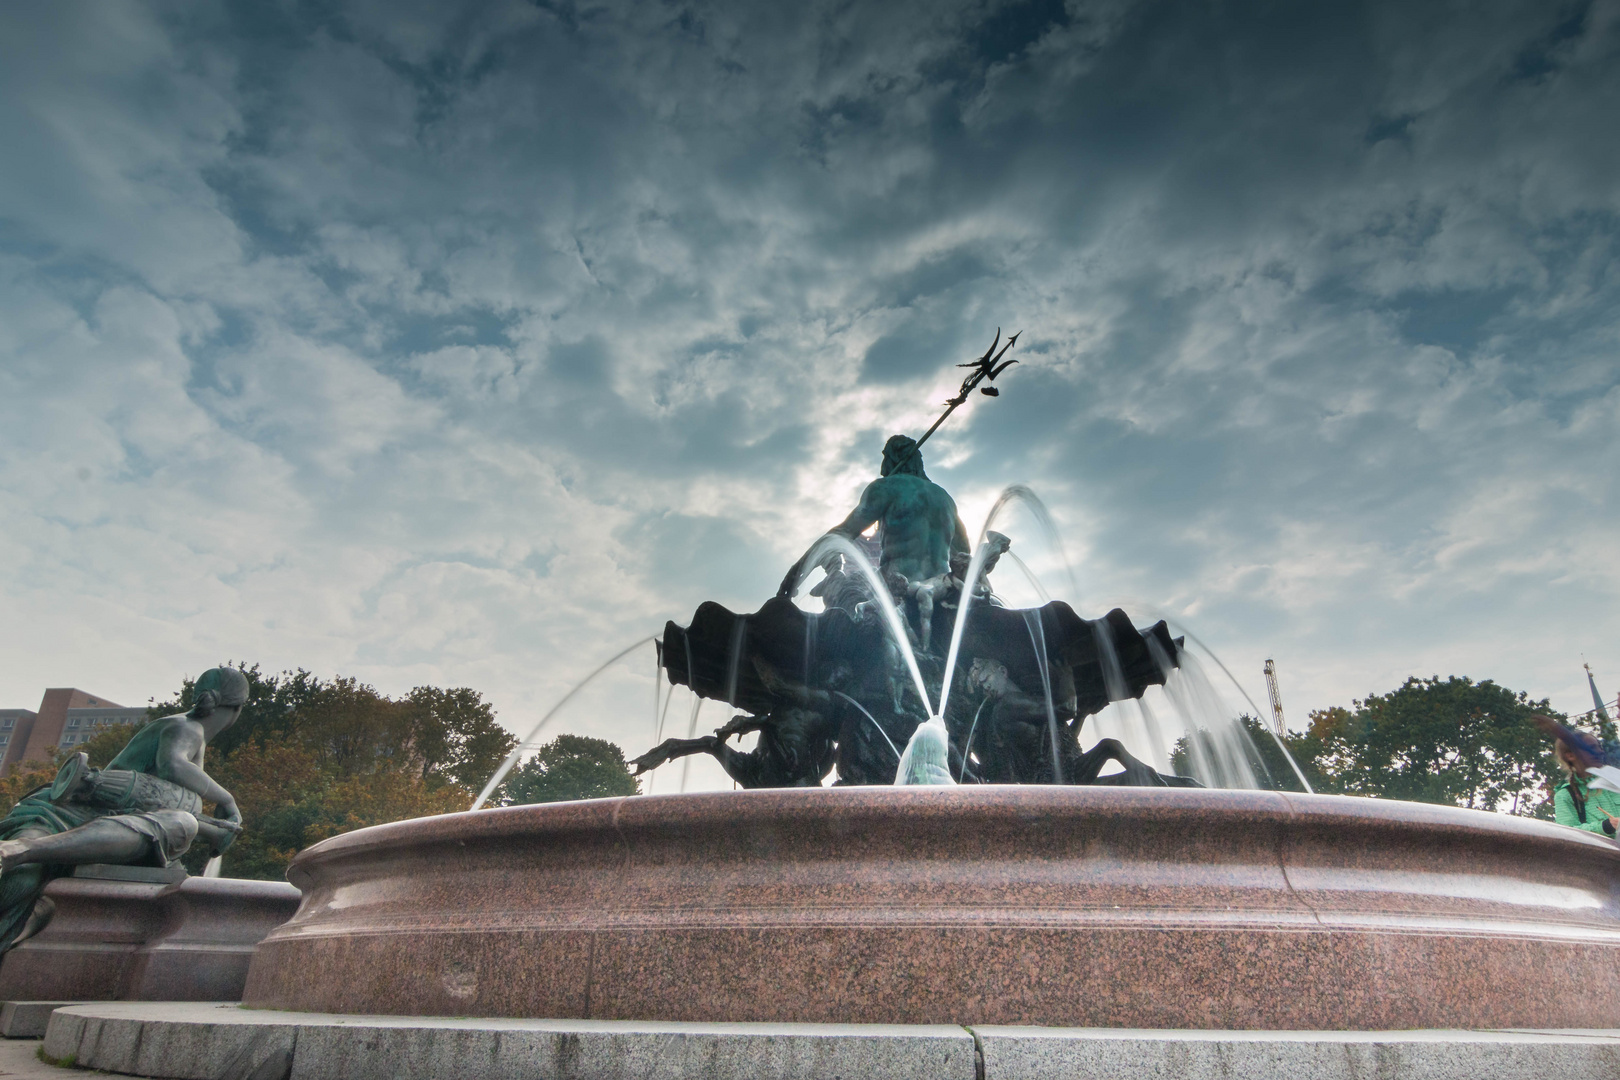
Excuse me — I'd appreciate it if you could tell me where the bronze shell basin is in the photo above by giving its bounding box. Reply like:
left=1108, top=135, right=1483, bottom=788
left=243, top=786, right=1620, bottom=1029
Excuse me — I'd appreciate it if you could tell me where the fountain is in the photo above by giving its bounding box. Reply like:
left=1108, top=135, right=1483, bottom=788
left=634, top=515, right=1207, bottom=790
left=38, top=339, right=1620, bottom=1077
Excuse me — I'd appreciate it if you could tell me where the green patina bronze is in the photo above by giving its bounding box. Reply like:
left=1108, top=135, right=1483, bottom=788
left=0, top=666, right=249, bottom=955
left=779, top=434, right=971, bottom=596
left=637, top=332, right=1202, bottom=792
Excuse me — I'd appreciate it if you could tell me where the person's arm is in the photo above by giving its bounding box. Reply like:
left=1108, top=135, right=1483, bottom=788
left=153, top=721, right=241, bottom=824
left=1596, top=792, right=1620, bottom=837
left=778, top=483, right=885, bottom=597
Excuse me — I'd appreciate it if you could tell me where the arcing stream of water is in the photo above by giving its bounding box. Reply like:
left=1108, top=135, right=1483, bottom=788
left=471, top=484, right=1311, bottom=805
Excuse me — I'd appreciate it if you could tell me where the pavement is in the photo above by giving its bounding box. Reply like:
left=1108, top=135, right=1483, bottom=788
left=0, top=1039, right=77, bottom=1079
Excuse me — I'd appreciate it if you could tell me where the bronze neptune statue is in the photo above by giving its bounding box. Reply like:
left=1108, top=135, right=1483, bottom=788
left=633, top=333, right=1198, bottom=789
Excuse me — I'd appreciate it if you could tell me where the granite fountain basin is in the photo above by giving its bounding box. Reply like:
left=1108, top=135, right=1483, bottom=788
left=242, top=785, right=1620, bottom=1030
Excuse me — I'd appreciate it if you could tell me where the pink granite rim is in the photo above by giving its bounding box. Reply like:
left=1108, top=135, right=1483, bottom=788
left=247, top=787, right=1620, bottom=1028
left=284, top=785, right=1616, bottom=883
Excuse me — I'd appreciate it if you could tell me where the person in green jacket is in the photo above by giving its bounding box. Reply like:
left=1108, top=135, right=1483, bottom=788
left=1553, top=738, right=1620, bottom=838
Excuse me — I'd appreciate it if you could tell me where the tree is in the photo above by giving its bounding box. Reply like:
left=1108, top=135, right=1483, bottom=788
left=147, top=663, right=323, bottom=758
left=499, top=734, right=640, bottom=805
left=1284, top=676, right=1563, bottom=816
left=404, top=686, right=517, bottom=791
left=141, top=663, right=522, bottom=879
left=0, top=759, right=59, bottom=809
left=211, top=733, right=469, bottom=880
left=1171, top=715, right=1308, bottom=791
left=0, top=722, right=145, bottom=810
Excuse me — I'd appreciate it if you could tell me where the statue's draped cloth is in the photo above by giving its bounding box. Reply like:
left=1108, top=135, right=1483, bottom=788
left=0, top=763, right=201, bottom=952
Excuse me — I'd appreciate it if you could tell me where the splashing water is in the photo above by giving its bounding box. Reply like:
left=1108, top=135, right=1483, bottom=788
left=1002, top=551, right=1051, bottom=604
left=942, top=484, right=1314, bottom=793
left=652, top=647, right=662, bottom=743
left=1022, top=609, right=1064, bottom=783
left=983, top=484, right=1079, bottom=604
left=654, top=678, right=678, bottom=744
left=958, top=699, right=988, bottom=782
left=472, top=636, right=657, bottom=810
left=788, top=533, right=953, bottom=787
left=939, top=485, right=1069, bottom=719
left=495, top=481, right=1311, bottom=802
left=894, top=717, right=955, bottom=785
left=906, top=485, right=1081, bottom=786
left=793, top=534, right=934, bottom=716
left=1145, top=636, right=1259, bottom=788
left=724, top=620, right=747, bottom=705
left=1090, top=618, right=1170, bottom=774
left=834, top=690, right=902, bottom=761
left=1160, top=617, right=1314, bottom=794
left=677, top=696, right=706, bottom=794
left=1130, top=695, right=1172, bottom=778
left=1087, top=602, right=1314, bottom=792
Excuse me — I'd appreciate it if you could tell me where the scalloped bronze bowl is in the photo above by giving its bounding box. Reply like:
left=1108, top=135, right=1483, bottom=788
left=243, top=786, right=1620, bottom=1029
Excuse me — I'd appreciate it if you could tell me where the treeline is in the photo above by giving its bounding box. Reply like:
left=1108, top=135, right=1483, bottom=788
left=5, top=664, right=1585, bottom=880
left=0, top=663, right=639, bottom=880
left=1178, top=675, right=1578, bottom=817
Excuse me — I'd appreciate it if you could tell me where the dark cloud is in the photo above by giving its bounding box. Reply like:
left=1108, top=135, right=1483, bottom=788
left=1, top=0, right=1617, bottom=760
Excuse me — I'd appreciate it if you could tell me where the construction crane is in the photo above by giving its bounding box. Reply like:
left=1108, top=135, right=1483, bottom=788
left=1263, top=659, right=1286, bottom=737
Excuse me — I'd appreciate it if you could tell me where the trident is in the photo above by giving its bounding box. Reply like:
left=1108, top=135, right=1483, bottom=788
left=914, top=328, right=1021, bottom=450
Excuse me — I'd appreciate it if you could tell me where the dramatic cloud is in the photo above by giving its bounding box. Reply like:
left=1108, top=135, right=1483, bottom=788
left=2, top=0, right=1616, bottom=787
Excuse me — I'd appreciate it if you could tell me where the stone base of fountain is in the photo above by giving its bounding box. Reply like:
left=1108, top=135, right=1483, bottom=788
left=0, top=866, right=299, bottom=1035
left=36, top=1001, right=1620, bottom=1080
left=239, top=787, right=1620, bottom=1030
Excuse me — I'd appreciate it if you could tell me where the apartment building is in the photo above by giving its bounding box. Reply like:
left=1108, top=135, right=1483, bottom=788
left=0, top=708, right=36, bottom=769
left=0, top=688, right=149, bottom=774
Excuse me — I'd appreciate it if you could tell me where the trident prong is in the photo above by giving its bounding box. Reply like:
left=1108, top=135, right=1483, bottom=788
left=915, top=329, right=1022, bottom=450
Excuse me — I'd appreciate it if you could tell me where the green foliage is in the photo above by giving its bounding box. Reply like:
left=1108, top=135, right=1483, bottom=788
left=71, top=721, right=146, bottom=769
left=148, top=663, right=326, bottom=760
left=0, top=757, right=58, bottom=810
left=1171, top=715, right=1307, bottom=791
left=499, top=734, right=640, bottom=805
left=1283, top=676, right=1564, bottom=816
left=404, top=685, right=518, bottom=791
left=0, top=722, right=145, bottom=809
left=36, top=1045, right=75, bottom=1068
left=145, top=663, right=520, bottom=879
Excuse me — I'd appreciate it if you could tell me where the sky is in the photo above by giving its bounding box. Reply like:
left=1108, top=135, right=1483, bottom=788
left=1, top=0, right=1616, bottom=788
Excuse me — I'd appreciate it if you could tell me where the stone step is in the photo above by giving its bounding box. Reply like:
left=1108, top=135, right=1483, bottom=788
left=0, top=1002, right=80, bottom=1040
left=39, top=1002, right=1620, bottom=1080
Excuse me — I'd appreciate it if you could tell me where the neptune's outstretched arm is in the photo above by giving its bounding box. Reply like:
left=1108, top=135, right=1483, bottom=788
left=778, top=482, right=887, bottom=598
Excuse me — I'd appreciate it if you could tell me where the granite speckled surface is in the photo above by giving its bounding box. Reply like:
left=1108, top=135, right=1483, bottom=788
left=242, top=786, right=1620, bottom=1028
left=42, top=1003, right=977, bottom=1080
left=37, top=1004, right=1620, bottom=1080
left=0, top=873, right=300, bottom=1004
left=974, top=1025, right=1620, bottom=1080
